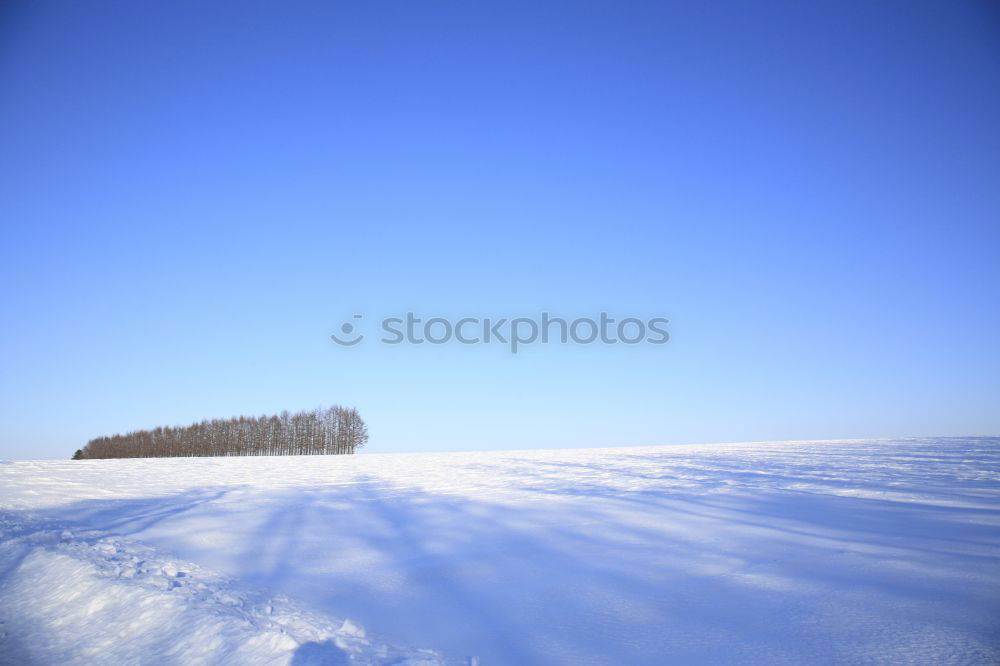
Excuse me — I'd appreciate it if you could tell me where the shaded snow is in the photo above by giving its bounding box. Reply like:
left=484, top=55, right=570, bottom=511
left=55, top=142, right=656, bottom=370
left=2, top=437, right=999, bottom=664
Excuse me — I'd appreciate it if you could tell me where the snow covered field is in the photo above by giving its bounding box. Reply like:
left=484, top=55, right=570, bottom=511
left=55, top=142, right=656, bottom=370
left=2, top=438, right=999, bottom=665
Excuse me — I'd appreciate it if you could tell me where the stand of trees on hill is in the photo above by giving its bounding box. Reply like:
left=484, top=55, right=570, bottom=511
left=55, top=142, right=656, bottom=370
left=75, top=406, right=368, bottom=459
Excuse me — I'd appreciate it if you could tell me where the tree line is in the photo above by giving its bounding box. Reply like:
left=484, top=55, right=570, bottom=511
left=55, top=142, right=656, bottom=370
left=73, top=406, right=368, bottom=459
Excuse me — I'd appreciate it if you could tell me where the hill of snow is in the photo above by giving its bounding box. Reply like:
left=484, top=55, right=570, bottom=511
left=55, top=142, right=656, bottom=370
left=2, top=438, right=999, bottom=664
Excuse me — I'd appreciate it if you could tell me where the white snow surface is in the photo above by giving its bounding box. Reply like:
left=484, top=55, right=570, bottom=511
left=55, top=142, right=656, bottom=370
left=2, top=437, right=999, bottom=665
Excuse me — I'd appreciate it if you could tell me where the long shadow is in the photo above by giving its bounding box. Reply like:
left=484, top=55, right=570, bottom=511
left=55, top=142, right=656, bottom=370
left=5, top=455, right=1000, bottom=665
left=0, top=487, right=235, bottom=541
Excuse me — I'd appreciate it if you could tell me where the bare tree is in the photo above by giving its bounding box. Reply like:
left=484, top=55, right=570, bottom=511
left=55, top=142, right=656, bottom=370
left=77, top=406, right=368, bottom=459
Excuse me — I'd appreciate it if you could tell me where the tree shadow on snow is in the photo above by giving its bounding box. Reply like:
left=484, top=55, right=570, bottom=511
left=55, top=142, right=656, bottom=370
left=7, top=452, right=1000, bottom=665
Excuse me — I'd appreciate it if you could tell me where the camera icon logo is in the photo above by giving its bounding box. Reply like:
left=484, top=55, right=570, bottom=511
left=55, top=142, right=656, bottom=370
left=330, top=314, right=365, bottom=346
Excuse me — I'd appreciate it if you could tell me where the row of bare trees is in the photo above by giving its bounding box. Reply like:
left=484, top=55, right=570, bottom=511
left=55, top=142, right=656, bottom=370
left=74, top=406, right=368, bottom=459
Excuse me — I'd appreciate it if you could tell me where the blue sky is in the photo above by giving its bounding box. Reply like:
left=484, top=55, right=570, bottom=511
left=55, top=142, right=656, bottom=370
left=2, top=1, right=998, bottom=459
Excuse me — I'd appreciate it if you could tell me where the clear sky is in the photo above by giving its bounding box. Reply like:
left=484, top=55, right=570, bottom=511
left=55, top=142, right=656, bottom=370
left=2, top=1, right=998, bottom=459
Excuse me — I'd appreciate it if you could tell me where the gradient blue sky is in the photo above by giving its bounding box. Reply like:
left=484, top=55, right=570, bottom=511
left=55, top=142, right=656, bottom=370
left=2, top=1, right=999, bottom=459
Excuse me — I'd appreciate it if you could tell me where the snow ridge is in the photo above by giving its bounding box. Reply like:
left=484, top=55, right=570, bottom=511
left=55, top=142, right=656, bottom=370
left=0, top=512, right=445, bottom=665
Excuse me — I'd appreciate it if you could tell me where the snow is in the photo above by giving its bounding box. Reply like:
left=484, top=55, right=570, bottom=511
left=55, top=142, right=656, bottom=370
left=2, top=437, right=999, bottom=664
